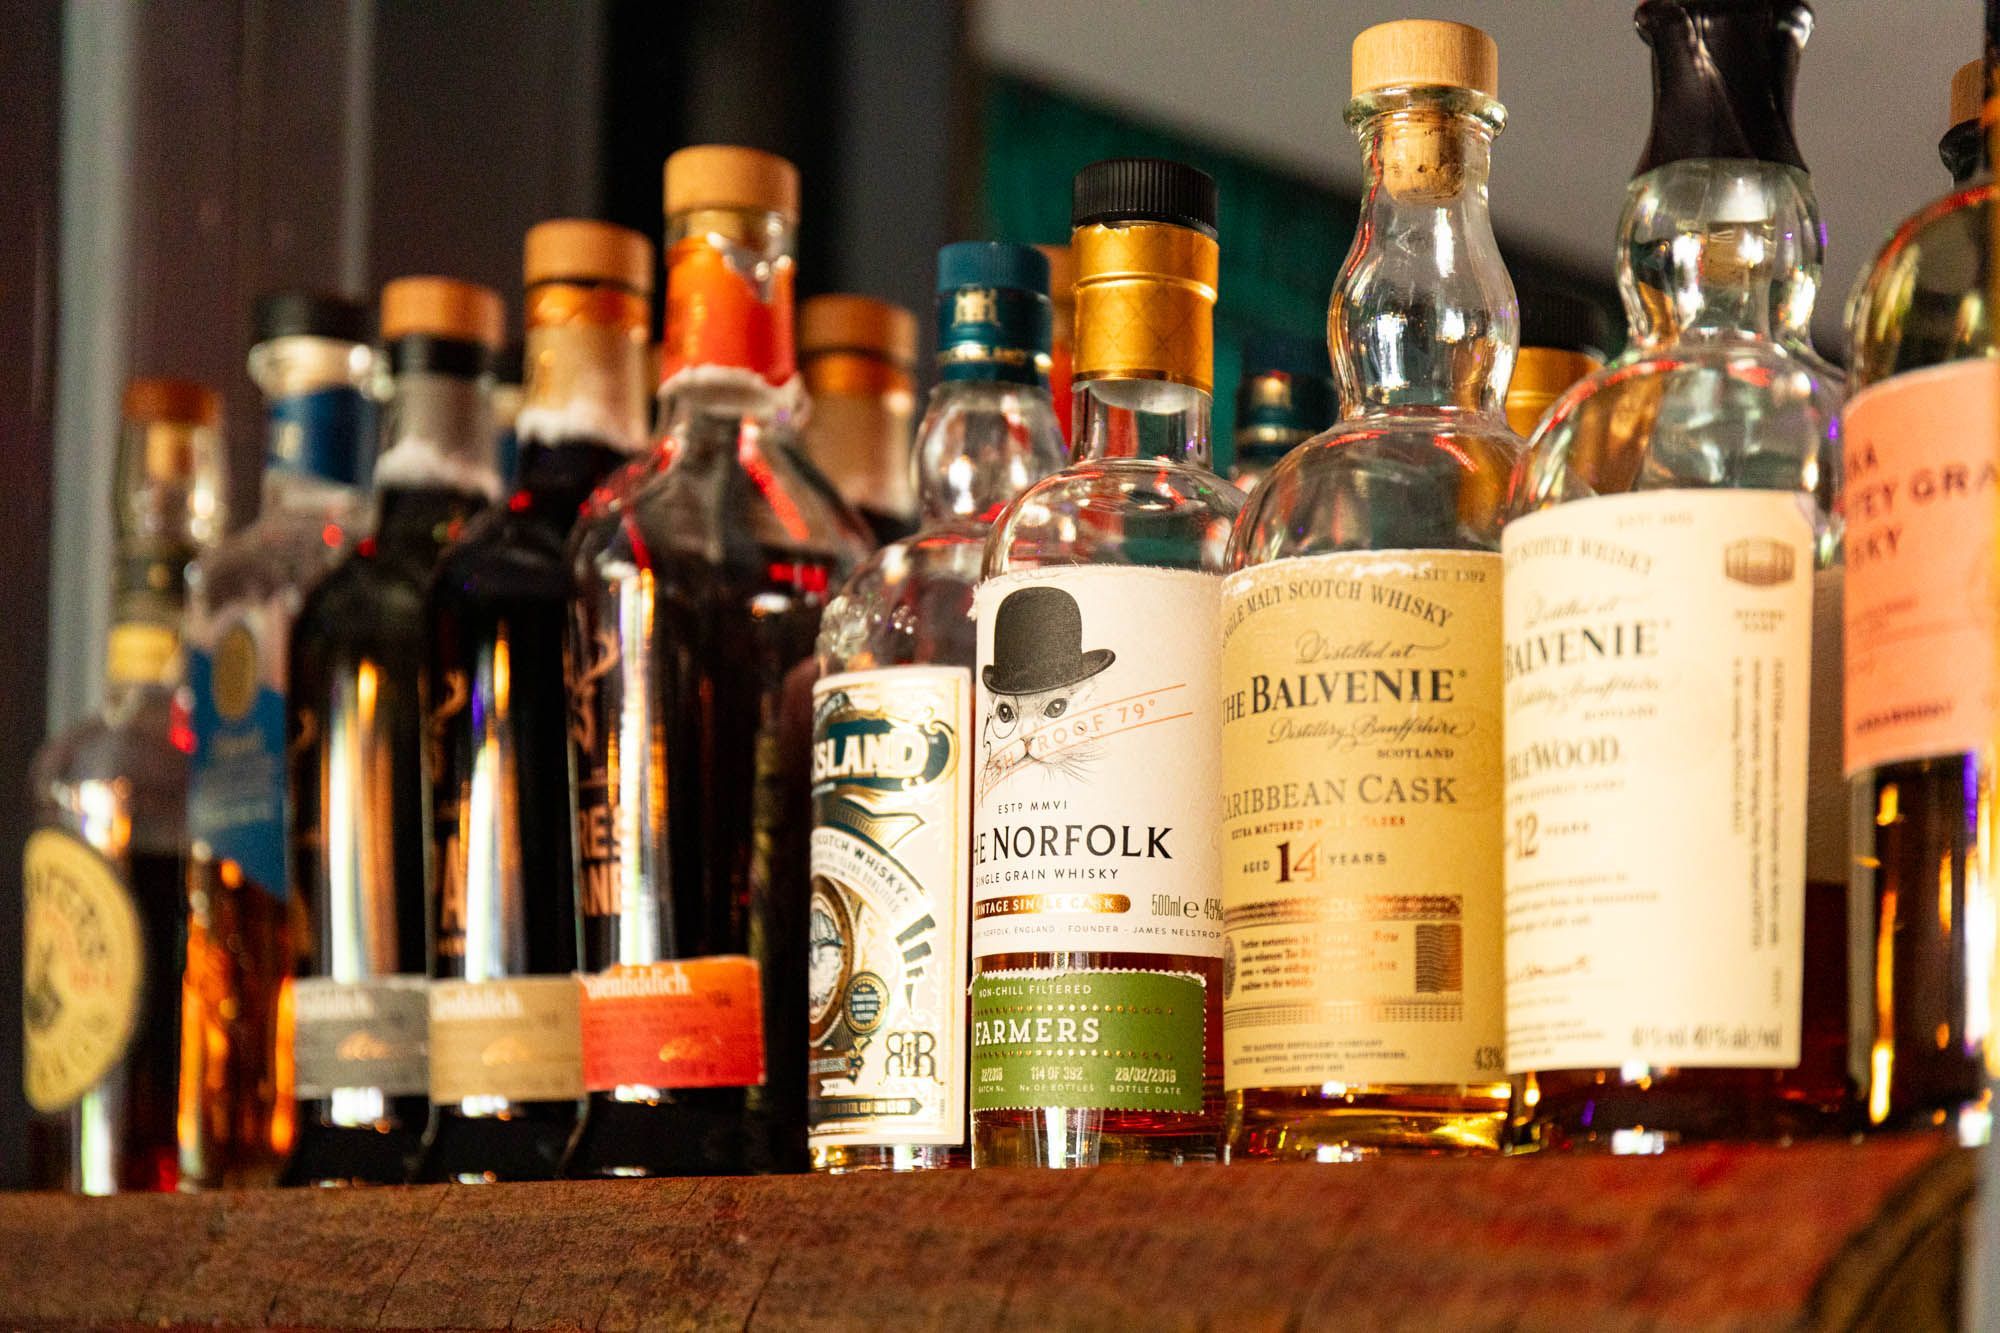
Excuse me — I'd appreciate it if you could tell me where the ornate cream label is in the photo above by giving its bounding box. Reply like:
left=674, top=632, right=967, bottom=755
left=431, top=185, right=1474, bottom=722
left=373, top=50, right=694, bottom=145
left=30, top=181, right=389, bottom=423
left=427, top=976, right=582, bottom=1103
left=23, top=830, right=144, bottom=1112
left=1219, top=551, right=1505, bottom=1088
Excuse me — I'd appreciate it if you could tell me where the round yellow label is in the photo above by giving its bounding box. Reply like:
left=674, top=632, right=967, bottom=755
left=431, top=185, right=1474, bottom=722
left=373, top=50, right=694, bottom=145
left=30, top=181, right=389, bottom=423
left=22, top=829, right=144, bottom=1113
left=212, top=621, right=261, bottom=721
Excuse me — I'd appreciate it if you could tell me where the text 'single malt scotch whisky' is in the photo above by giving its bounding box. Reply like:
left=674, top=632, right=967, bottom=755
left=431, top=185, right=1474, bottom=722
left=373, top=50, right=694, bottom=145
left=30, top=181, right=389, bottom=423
left=27, top=379, right=224, bottom=1194
left=1223, top=20, right=1521, bottom=1161
left=1842, top=28, right=1999, bottom=1142
left=1504, top=0, right=1854, bottom=1150
left=562, top=146, right=869, bottom=1179
left=811, top=242, right=1069, bottom=1171
left=972, top=159, right=1243, bottom=1167
left=800, top=294, right=922, bottom=545
left=1228, top=329, right=1336, bottom=493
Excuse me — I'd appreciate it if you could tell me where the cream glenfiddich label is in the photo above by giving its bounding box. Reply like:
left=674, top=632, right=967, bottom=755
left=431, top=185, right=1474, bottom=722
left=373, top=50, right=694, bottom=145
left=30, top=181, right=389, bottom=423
left=1219, top=551, right=1504, bottom=1088
left=1502, top=490, right=1815, bottom=1073
left=23, top=830, right=144, bottom=1112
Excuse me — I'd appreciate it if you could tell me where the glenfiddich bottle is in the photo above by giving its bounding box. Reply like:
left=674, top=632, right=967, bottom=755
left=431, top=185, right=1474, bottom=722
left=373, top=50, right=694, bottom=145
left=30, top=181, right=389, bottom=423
left=1228, top=329, right=1336, bottom=491
left=1504, top=0, right=1852, bottom=1150
left=1224, top=21, right=1520, bottom=1161
left=27, top=379, right=224, bottom=1194
left=800, top=294, right=921, bottom=544
left=811, top=242, right=1068, bottom=1171
left=289, top=277, right=502, bottom=1185
left=564, top=146, right=867, bottom=1178
left=973, top=159, right=1242, bottom=1167
left=1842, top=14, right=1997, bottom=1141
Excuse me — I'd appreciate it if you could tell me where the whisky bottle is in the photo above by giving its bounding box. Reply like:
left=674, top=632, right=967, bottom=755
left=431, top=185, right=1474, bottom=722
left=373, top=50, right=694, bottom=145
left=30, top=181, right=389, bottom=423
left=564, top=147, right=868, bottom=1179
left=182, top=294, right=373, bottom=1190
left=811, top=242, right=1068, bottom=1171
left=1942, top=58, right=1984, bottom=187
left=27, top=379, right=225, bottom=1193
left=1037, top=244, right=1077, bottom=445
left=1223, top=20, right=1518, bottom=1161
left=1505, top=291, right=1609, bottom=439
left=973, top=159, right=1241, bottom=1167
left=287, top=276, right=502, bottom=1185
left=1505, top=0, right=1852, bottom=1150
left=1843, top=23, right=1997, bottom=1141
left=1228, top=330, right=1335, bottom=491
left=800, top=294, right=921, bottom=544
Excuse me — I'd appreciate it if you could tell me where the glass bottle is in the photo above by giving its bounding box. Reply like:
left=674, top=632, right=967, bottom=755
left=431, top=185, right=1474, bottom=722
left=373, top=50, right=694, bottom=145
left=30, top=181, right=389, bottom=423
left=1941, top=58, right=1984, bottom=188
left=287, top=276, right=502, bottom=1184
left=26, top=378, right=225, bottom=1194
left=800, top=294, right=921, bottom=545
left=1506, top=290, right=1611, bottom=439
left=1228, top=329, right=1337, bottom=492
left=564, top=146, right=868, bottom=1179
left=811, top=241, right=1068, bottom=1172
left=1504, top=0, right=1852, bottom=1151
left=972, top=158, right=1241, bottom=1167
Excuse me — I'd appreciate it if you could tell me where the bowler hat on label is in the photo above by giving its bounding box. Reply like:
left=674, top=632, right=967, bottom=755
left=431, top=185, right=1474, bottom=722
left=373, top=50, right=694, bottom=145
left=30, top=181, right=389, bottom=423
left=982, top=585, right=1116, bottom=694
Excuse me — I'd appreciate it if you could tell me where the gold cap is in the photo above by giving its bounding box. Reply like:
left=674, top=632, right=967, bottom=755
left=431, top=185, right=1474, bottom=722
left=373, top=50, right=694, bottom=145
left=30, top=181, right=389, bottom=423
left=1951, top=59, right=1984, bottom=130
left=1351, top=19, right=1497, bottom=100
left=1505, top=346, right=1602, bottom=438
left=1036, top=244, right=1076, bottom=304
left=1072, top=222, right=1219, bottom=392
left=380, top=276, right=505, bottom=349
left=524, top=219, right=655, bottom=294
left=663, top=145, right=800, bottom=222
left=800, top=294, right=918, bottom=367
left=122, top=377, right=220, bottom=428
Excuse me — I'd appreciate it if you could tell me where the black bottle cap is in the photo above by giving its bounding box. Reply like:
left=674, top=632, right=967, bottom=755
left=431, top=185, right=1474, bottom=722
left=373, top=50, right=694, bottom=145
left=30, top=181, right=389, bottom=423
left=1518, top=287, right=1617, bottom=361
left=1072, top=158, right=1219, bottom=237
left=1633, top=0, right=1811, bottom=177
left=253, top=290, right=370, bottom=346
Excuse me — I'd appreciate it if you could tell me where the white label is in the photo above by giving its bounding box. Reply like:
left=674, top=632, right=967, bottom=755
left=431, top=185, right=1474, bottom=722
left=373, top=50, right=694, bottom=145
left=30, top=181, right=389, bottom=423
left=972, top=567, right=1225, bottom=959
left=1502, top=490, right=1815, bottom=1073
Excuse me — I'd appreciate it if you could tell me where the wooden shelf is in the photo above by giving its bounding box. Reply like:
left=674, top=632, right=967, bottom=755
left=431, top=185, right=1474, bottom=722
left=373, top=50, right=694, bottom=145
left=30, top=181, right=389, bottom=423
left=0, top=1136, right=1971, bottom=1330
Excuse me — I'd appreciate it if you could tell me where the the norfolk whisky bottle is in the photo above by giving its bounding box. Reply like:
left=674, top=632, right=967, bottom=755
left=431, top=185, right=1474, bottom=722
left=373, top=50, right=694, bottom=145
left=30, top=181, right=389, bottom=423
left=1228, top=330, right=1335, bottom=492
left=811, top=242, right=1068, bottom=1171
left=972, top=159, right=1242, bottom=1167
left=800, top=294, right=921, bottom=544
left=1504, top=0, right=1853, bottom=1150
left=1223, top=19, right=1520, bottom=1160
left=27, top=379, right=225, bottom=1193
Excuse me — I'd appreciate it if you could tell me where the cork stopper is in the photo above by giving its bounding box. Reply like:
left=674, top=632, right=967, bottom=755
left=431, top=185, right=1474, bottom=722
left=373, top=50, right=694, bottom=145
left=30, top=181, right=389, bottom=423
left=122, top=377, right=220, bottom=428
left=800, top=294, right=918, bottom=368
left=1951, top=58, right=1984, bottom=130
left=1351, top=19, right=1498, bottom=99
left=663, top=145, right=800, bottom=222
left=380, top=276, right=505, bottom=349
left=525, top=219, right=655, bottom=294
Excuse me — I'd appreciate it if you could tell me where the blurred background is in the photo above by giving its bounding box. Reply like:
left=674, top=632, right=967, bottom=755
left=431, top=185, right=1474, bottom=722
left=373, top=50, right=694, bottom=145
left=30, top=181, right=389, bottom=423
left=0, top=0, right=1979, bottom=1183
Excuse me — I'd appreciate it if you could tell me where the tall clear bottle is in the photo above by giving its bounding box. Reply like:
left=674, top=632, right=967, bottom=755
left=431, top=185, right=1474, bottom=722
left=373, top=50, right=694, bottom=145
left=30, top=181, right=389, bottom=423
left=811, top=242, right=1068, bottom=1171
left=1842, top=21, right=1998, bottom=1141
left=973, top=159, right=1241, bottom=1167
left=27, top=379, right=225, bottom=1193
left=1505, top=0, right=1852, bottom=1150
left=1223, top=20, right=1518, bottom=1161
left=564, top=146, right=868, bottom=1178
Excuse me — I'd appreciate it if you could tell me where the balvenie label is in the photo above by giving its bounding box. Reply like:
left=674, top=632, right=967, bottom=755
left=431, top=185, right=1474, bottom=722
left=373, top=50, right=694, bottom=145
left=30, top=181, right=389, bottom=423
left=291, top=975, right=428, bottom=1099
left=187, top=604, right=291, bottom=898
left=971, top=969, right=1204, bottom=1112
left=23, top=830, right=143, bottom=1113
left=808, top=667, right=970, bottom=1148
left=579, top=958, right=764, bottom=1091
left=1502, top=490, right=1814, bottom=1073
left=428, top=977, right=582, bottom=1103
left=1219, top=551, right=1505, bottom=1088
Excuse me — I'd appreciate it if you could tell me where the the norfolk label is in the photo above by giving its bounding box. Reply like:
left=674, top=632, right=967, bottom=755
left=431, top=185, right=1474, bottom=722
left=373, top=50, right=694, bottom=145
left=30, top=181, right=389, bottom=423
left=807, top=667, right=970, bottom=1146
left=23, top=830, right=144, bottom=1113
left=1501, top=490, right=1814, bottom=1074
left=1219, top=552, right=1504, bottom=1089
left=291, top=975, right=428, bottom=1099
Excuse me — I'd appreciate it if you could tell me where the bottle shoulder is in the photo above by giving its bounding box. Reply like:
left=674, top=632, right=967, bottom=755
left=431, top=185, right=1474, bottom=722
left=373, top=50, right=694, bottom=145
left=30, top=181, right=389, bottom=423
left=33, top=689, right=186, bottom=847
left=1848, top=182, right=1998, bottom=388
left=188, top=510, right=352, bottom=622
left=818, top=526, right=985, bottom=674
left=431, top=509, right=571, bottom=605
left=987, top=459, right=1243, bottom=576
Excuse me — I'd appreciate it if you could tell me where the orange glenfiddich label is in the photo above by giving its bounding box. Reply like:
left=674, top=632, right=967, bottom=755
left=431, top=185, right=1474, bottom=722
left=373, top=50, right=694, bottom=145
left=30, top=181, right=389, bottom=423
left=580, top=957, right=766, bottom=1091
left=661, top=239, right=795, bottom=385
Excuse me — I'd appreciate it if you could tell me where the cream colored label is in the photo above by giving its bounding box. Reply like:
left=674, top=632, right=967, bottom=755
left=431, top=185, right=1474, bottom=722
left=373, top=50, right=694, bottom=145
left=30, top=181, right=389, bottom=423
left=1503, top=490, right=1815, bottom=1073
left=973, top=567, right=1224, bottom=959
left=427, top=976, right=582, bottom=1103
left=1219, top=551, right=1505, bottom=1088
left=22, top=830, right=143, bottom=1112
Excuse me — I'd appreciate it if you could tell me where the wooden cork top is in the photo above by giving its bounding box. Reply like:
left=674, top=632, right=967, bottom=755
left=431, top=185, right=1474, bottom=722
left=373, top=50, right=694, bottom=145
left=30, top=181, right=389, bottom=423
left=1351, top=19, right=1497, bottom=100
left=380, top=276, right=505, bottom=349
left=122, top=377, right=220, bottom=427
left=663, top=145, right=800, bottom=222
left=524, top=219, right=654, bottom=294
left=1951, top=59, right=1983, bottom=130
left=800, top=294, right=918, bottom=367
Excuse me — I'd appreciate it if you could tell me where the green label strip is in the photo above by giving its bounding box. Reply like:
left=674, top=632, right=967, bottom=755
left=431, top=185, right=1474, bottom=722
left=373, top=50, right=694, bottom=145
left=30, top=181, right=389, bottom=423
left=971, top=969, right=1205, bottom=1114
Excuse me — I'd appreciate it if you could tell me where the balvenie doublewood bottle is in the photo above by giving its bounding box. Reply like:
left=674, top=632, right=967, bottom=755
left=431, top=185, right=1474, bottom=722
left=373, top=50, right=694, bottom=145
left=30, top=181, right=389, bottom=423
left=564, top=146, right=867, bottom=1178
left=811, top=242, right=1068, bottom=1171
left=1223, top=19, right=1521, bottom=1160
left=27, top=379, right=224, bottom=1193
left=800, top=294, right=921, bottom=544
left=1504, top=0, right=1853, bottom=1150
left=1228, top=329, right=1336, bottom=491
left=416, top=223, right=654, bottom=1183
left=289, top=277, right=501, bottom=1185
left=973, top=160, right=1242, bottom=1167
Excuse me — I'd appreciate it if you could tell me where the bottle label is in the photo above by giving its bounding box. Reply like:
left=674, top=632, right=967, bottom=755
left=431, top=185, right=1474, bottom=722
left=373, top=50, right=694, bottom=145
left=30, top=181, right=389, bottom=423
left=290, top=975, right=429, bottom=1099
left=578, top=958, right=765, bottom=1091
left=568, top=616, right=624, bottom=923
left=269, top=385, right=371, bottom=487
left=1218, top=551, right=1506, bottom=1088
left=807, top=667, right=971, bottom=1148
left=971, top=567, right=1226, bottom=959
left=1843, top=361, right=1999, bottom=776
left=970, top=968, right=1204, bottom=1113
left=427, top=977, right=582, bottom=1103
left=22, top=830, right=144, bottom=1113
left=1502, top=490, right=1815, bottom=1073
left=187, top=605, right=291, bottom=899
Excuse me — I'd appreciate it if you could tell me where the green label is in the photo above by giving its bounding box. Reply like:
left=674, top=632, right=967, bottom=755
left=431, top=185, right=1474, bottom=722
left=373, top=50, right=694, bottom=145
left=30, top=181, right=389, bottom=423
left=971, top=968, right=1204, bottom=1113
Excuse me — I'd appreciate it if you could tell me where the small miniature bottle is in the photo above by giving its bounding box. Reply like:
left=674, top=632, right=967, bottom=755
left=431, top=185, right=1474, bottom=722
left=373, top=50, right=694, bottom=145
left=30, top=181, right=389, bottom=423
left=1228, top=329, right=1336, bottom=491
left=800, top=293, right=921, bottom=544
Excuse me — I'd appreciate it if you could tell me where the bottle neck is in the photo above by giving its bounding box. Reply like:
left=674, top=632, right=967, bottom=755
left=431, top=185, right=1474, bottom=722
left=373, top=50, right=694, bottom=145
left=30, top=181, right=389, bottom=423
left=1069, top=219, right=1218, bottom=466
left=103, top=542, right=191, bottom=698
left=661, top=207, right=797, bottom=388
left=251, top=333, right=375, bottom=487
left=517, top=279, right=652, bottom=457
left=1073, top=377, right=1213, bottom=467
left=802, top=348, right=917, bottom=519
left=1334, top=91, right=1515, bottom=416
left=372, top=359, right=500, bottom=502
left=372, top=485, right=484, bottom=564
left=916, top=377, right=1068, bottom=526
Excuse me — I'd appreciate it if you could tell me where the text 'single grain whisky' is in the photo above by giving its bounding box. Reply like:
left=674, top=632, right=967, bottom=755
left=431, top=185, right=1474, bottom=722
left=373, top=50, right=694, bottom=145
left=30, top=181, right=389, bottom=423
left=1504, top=0, right=1853, bottom=1150
left=27, top=379, right=225, bottom=1193
left=800, top=294, right=922, bottom=545
left=812, top=242, right=1069, bottom=1171
left=972, top=159, right=1243, bottom=1167
left=563, top=146, right=869, bottom=1179
left=1229, top=330, right=1336, bottom=493
left=1223, top=19, right=1521, bottom=1160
